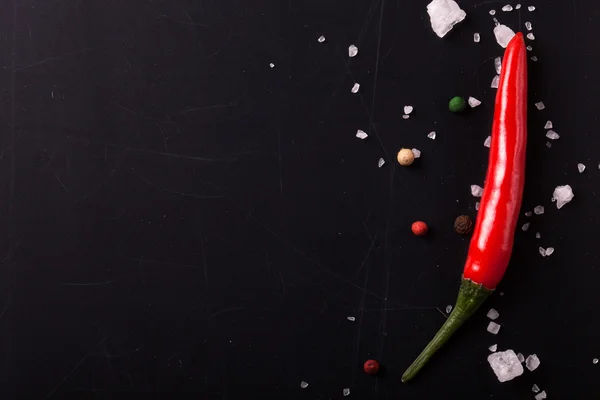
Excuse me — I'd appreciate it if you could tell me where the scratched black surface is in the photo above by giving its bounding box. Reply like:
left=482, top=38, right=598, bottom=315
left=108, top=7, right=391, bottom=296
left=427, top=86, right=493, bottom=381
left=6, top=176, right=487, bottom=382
left=1, top=0, right=599, bottom=399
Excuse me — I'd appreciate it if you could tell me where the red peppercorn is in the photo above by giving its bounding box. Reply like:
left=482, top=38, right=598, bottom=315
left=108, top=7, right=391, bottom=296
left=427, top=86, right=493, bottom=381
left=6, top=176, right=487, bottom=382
left=411, top=221, right=428, bottom=236
left=364, top=359, right=380, bottom=375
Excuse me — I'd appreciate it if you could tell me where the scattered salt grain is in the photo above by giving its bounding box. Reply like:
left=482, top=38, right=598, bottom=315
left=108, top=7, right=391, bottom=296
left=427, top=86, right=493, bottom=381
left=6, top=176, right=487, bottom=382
left=475, top=202, right=480, bottom=210
left=593, top=358, right=599, bottom=364
left=402, top=114, right=410, bottom=120
left=525, top=211, right=533, bottom=217
left=528, top=5, right=536, bottom=11
left=502, top=4, right=513, bottom=11
left=404, top=105, right=414, bottom=115
left=535, top=232, right=541, bottom=239
left=487, top=350, right=524, bottom=382
left=527, top=45, right=533, bottom=51
left=487, top=308, right=500, bottom=320
left=517, top=353, right=525, bottom=363
left=489, top=9, right=496, bottom=15
left=471, top=185, right=484, bottom=197
left=343, top=388, right=351, bottom=397
left=301, top=381, right=309, bottom=389
left=378, top=158, right=385, bottom=168
left=484, top=136, right=492, bottom=148
left=527, top=32, right=536, bottom=40
left=534, top=205, right=544, bottom=215
left=428, top=131, right=437, bottom=140
left=351, top=83, right=360, bottom=93
left=348, top=45, right=358, bottom=57
left=544, top=120, right=553, bottom=129
left=489, top=344, right=498, bottom=352
left=468, top=96, right=482, bottom=107
left=525, top=354, right=541, bottom=371
left=494, top=57, right=502, bottom=74
left=522, top=222, right=530, bottom=231
left=269, top=63, right=275, bottom=68
left=318, top=35, right=326, bottom=43
left=534, top=101, right=545, bottom=110
left=487, top=321, right=501, bottom=335
left=474, top=33, right=481, bottom=42
left=546, top=130, right=560, bottom=140
left=546, top=142, right=552, bottom=148
left=535, top=391, right=547, bottom=400
left=491, top=75, right=500, bottom=88
left=578, top=163, right=586, bottom=173
left=494, top=24, right=516, bottom=48
left=426, top=0, right=467, bottom=38
left=347, top=316, right=356, bottom=322
left=515, top=4, right=521, bottom=9
left=545, top=247, right=554, bottom=256
left=531, top=56, right=538, bottom=62
left=412, top=148, right=421, bottom=158
left=356, top=130, right=368, bottom=139
left=446, top=305, right=453, bottom=313
left=525, top=21, right=533, bottom=31
left=539, top=247, right=546, bottom=257
left=532, top=384, right=540, bottom=393
left=552, top=185, right=575, bottom=209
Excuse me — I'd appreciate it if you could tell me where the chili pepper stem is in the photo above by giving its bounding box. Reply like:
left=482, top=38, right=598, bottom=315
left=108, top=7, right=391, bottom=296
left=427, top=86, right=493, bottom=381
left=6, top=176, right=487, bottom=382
left=401, top=277, right=493, bottom=382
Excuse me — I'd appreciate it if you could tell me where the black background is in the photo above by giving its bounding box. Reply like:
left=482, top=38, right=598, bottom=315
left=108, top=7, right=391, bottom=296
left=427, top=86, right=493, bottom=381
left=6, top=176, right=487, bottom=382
left=1, top=0, right=598, bottom=399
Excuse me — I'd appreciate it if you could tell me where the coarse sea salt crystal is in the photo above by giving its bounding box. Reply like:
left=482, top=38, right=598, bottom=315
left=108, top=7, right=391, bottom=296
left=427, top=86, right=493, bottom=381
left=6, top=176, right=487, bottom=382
left=544, top=120, right=553, bottom=129
left=487, top=308, right=500, bottom=320
left=525, top=211, right=533, bottom=217
left=526, top=354, right=540, bottom=371
left=468, top=97, right=481, bottom=107
left=347, top=316, right=356, bottom=322
left=515, top=4, right=521, bottom=9
left=552, top=185, right=574, bottom=209
left=535, top=101, right=545, bottom=110
left=527, top=45, right=533, bottom=51
left=446, top=304, right=453, bottom=313
left=428, top=131, right=436, bottom=140
left=489, top=9, right=496, bottom=15
left=489, top=344, right=498, bottom=352
left=545, top=247, right=554, bottom=256
left=318, top=35, right=326, bottom=43
left=533, top=205, right=547, bottom=216
left=487, top=321, right=501, bottom=334
left=517, top=353, right=525, bottom=363
left=484, top=136, right=492, bottom=148
left=343, top=388, right=351, bottom=397
left=528, top=5, right=536, bottom=11
left=546, top=130, right=560, bottom=140
left=491, top=75, right=500, bottom=88
left=531, top=56, right=538, bottom=62
left=494, top=24, right=516, bottom=48
left=536, top=232, right=541, bottom=239
left=525, top=21, right=533, bottom=30
left=351, top=83, right=360, bottom=93
left=402, top=114, right=410, bottom=120
left=404, top=105, right=414, bottom=114
left=535, top=391, right=547, bottom=400
left=532, top=384, right=540, bottom=393
left=301, top=381, right=309, bottom=389
left=471, top=185, right=483, bottom=197
left=539, top=247, right=546, bottom=256
left=412, top=148, right=422, bottom=158
left=522, top=222, right=530, bottom=231
left=494, top=57, right=502, bottom=74
left=356, top=130, right=368, bottom=139
left=426, top=0, right=467, bottom=38
left=487, top=350, right=524, bottom=382
left=269, top=63, right=275, bottom=68
left=475, top=202, right=480, bottom=210
left=378, top=158, right=385, bottom=168
left=578, top=163, right=586, bottom=173
left=348, top=45, right=358, bottom=57
left=593, top=358, right=599, bottom=364
left=502, top=4, right=513, bottom=11
left=527, top=32, right=536, bottom=40
left=474, top=33, right=481, bottom=42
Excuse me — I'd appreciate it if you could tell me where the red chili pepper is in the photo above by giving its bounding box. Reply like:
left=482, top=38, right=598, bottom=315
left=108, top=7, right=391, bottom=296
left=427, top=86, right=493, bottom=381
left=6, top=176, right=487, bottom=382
left=402, top=33, right=527, bottom=382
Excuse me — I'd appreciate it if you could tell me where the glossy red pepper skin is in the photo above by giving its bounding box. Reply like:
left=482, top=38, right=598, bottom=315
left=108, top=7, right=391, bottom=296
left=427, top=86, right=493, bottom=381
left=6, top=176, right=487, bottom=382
left=402, top=33, right=527, bottom=382
left=463, top=32, right=528, bottom=289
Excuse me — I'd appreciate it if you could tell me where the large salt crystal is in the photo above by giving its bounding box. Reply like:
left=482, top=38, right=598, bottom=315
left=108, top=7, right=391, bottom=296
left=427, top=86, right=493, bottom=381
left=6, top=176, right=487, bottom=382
left=356, top=130, right=368, bottom=139
left=517, top=353, right=525, bottom=363
left=348, top=45, right=358, bottom=57
left=489, top=9, right=496, bottom=15
left=526, top=354, right=541, bottom=371
left=412, top=148, right=421, bottom=158
left=427, top=131, right=437, bottom=140
left=343, top=388, right=351, bottom=397
left=471, top=185, right=483, bottom=197
left=318, top=35, right=326, bottom=43
left=578, top=163, right=586, bottom=173
left=404, top=105, right=414, bottom=115
left=552, top=185, right=574, bottom=209
left=539, top=247, right=546, bottom=257
left=378, top=158, right=386, bottom=168
left=487, top=350, right=524, bottom=382
left=535, top=101, right=546, bottom=110
left=527, top=32, right=536, bottom=40
left=534, top=205, right=544, bottom=215
left=528, top=5, right=536, bottom=11
left=502, top=4, right=513, bottom=11
left=468, top=97, right=481, bottom=107
left=427, top=0, right=467, bottom=38
left=532, top=384, right=540, bottom=393
left=522, top=222, right=530, bottom=231
left=489, top=344, right=498, bottom=352
left=351, top=83, right=360, bottom=93
left=474, top=33, right=481, bottom=42
left=544, top=120, right=553, bottom=129
left=347, top=316, right=356, bottom=322
left=491, top=75, right=500, bottom=88
left=545, top=247, right=554, bottom=256
left=484, top=136, right=492, bottom=148
left=525, top=21, right=533, bottom=31
left=300, top=381, right=309, bottom=389
left=494, top=24, right=516, bottom=48
left=487, top=308, right=500, bottom=320
left=546, top=130, right=560, bottom=140
left=487, top=321, right=501, bottom=334
left=535, top=391, right=547, bottom=400
left=494, top=57, right=502, bottom=74
left=446, top=304, right=453, bottom=313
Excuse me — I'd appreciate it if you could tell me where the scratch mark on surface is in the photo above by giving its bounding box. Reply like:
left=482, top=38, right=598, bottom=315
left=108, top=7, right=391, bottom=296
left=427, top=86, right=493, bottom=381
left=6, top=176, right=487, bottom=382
left=131, top=169, right=223, bottom=199
left=206, top=29, right=234, bottom=59
left=45, top=336, right=109, bottom=399
left=209, top=306, right=246, bottom=319
left=115, top=104, right=178, bottom=124
left=277, top=131, right=284, bottom=197
left=154, top=11, right=210, bottom=27
left=278, top=271, right=286, bottom=293
left=14, top=48, right=94, bottom=72
left=59, top=274, right=136, bottom=286
left=127, top=147, right=234, bottom=163
left=125, top=257, right=202, bottom=270
left=172, top=103, right=235, bottom=116
left=54, top=174, right=69, bottom=192
left=200, top=238, right=209, bottom=288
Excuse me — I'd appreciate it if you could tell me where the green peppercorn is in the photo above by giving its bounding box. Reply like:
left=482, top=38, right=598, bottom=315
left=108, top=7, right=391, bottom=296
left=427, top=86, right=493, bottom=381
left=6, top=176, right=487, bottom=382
left=449, top=96, right=466, bottom=113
